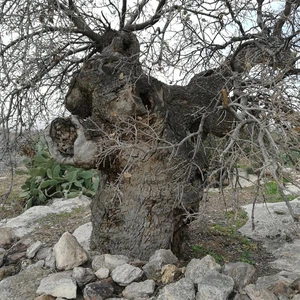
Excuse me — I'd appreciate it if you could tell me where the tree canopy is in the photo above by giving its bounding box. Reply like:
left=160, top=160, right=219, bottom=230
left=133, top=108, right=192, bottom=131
left=1, top=0, right=300, bottom=219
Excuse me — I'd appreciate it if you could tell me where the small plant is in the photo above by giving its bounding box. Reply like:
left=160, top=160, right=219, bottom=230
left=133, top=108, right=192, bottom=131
left=17, top=136, right=99, bottom=209
left=192, top=245, right=224, bottom=264
left=239, top=251, right=253, bottom=265
left=263, top=181, right=297, bottom=203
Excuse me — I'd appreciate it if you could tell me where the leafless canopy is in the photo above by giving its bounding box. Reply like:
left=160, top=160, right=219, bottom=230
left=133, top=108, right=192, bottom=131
left=1, top=0, right=300, bottom=213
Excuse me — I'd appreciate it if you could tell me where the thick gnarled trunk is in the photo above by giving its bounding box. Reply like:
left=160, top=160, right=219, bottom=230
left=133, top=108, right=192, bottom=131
left=46, top=30, right=235, bottom=259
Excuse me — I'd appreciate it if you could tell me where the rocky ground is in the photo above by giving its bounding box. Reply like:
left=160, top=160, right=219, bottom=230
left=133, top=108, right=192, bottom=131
left=1, top=169, right=300, bottom=299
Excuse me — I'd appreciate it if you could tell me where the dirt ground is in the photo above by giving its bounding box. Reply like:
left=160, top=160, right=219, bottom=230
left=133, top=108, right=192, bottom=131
left=0, top=171, right=279, bottom=277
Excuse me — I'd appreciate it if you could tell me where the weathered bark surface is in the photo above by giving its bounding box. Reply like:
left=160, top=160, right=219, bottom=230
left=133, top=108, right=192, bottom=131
left=46, top=30, right=235, bottom=259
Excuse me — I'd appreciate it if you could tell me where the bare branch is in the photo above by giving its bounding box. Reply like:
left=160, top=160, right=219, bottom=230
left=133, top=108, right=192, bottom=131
left=125, top=0, right=149, bottom=26
left=120, top=0, right=127, bottom=29
left=273, top=0, right=298, bottom=37
left=124, top=0, right=166, bottom=31
left=51, top=0, right=103, bottom=44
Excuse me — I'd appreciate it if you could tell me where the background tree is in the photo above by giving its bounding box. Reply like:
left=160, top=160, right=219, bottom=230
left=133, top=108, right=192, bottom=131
left=1, top=0, right=300, bottom=259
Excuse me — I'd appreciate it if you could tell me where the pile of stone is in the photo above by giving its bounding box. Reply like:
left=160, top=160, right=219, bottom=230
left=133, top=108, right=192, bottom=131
left=1, top=227, right=300, bottom=300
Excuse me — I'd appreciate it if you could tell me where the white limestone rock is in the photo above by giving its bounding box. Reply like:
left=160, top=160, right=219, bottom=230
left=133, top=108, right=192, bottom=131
left=143, top=249, right=178, bottom=279
left=0, top=227, right=16, bottom=249
left=72, top=222, right=92, bottom=251
left=92, top=254, right=129, bottom=271
left=26, top=241, right=43, bottom=258
left=185, top=255, right=221, bottom=284
left=111, top=263, right=143, bottom=286
left=36, top=271, right=77, bottom=299
left=72, top=267, right=96, bottom=287
left=53, top=232, right=89, bottom=270
left=95, top=267, right=110, bottom=279
left=196, top=272, right=235, bottom=300
left=157, top=278, right=195, bottom=300
left=122, top=279, right=156, bottom=299
left=223, top=262, right=257, bottom=289
left=244, top=284, right=278, bottom=300
left=0, top=197, right=91, bottom=238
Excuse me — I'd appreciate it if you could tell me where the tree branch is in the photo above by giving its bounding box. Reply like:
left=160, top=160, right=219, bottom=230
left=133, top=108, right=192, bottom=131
left=125, top=0, right=149, bottom=26
left=51, top=0, right=103, bottom=44
left=124, top=0, right=166, bottom=31
left=225, top=0, right=246, bottom=36
left=120, top=0, right=127, bottom=29
left=273, top=0, right=297, bottom=37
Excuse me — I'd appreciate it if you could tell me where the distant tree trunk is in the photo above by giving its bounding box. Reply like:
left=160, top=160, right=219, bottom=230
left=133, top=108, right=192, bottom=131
left=46, top=30, right=235, bottom=259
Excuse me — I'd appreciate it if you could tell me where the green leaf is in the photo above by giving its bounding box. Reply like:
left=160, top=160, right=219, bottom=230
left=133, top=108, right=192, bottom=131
left=19, top=191, right=30, bottom=198
left=39, top=180, right=58, bottom=189
left=53, top=164, right=61, bottom=178
left=92, top=177, right=100, bottom=191
left=73, top=180, right=83, bottom=188
left=34, top=154, right=47, bottom=164
left=82, top=187, right=95, bottom=197
left=31, top=188, right=39, bottom=196
left=15, top=169, right=28, bottom=175
left=66, top=191, right=80, bottom=199
left=79, top=170, right=95, bottom=179
left=38, top=190, right=47, bottom=202
left=29, top=168, right=45, bottom=177
left=47, top=168, right=53, bottom=179
left=65, top=170, right=78, bottom=182
left=25, top=198, right=34, bottom=209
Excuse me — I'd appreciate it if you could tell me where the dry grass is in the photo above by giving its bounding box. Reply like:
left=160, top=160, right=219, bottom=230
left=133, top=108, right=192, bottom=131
left=0, top=171, right=28, bottom=219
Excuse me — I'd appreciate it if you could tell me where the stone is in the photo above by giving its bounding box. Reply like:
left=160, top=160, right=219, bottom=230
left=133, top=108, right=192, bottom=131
left=185, top=255, right=221, bottom=284
left=95, top=267, right=110, bottom=279
left=143, top=249, right=178, bottom=279
left=256, top=271, right=300, bottom=290
left=111, top=263, right=143, bottom=286
left=0, top=265, right=20, bottom=280
left=161, top=264, right=182, bottom=284
left=267, top=280, right=292, bottom=297
left=223, top=262, right=257, bottom=289
left=239, top=199, right=300, bottom=253
left=34, top=295, right=56, bottom=300
left=45, top=250, right=56, bottom=269
left=53, top=232, right=89, bottom=270
left=290, top=278, right=300, bottom=292
left=36, top=271, right=77, bottom=299
left=0, top=253, right=4, bottom=268
left=92, top=254, right=129, bottom=271
left=270, top=240, right=300, bottom=272
left=196, top=272, right=235, bottom=300
left=244, top=284, right=278, bottom=300
left=122, top=279, right=156, bottom=299
left=233, top=294, right=251, bottom=300
left=292, top=295, right=300, bottom=300
left=73, top=222, right=92, bottom=251
left=73, top=267, right=96, bottom=287
left=157, top=278, right=195, bottom=300
left=36, top=246, right=52, bottom=261
left=0, top=227, right=16, bottom=249
left=28, top=260, right=45, bottom=269
left=0, top=262, right=50, bottom=300
left=5, top=238, right=31, bottom=264
left=0, top=196, right=91, bottom=238
left=83, top=280, right=114, bottom=300
left=26, top=240, right=43, bottom=258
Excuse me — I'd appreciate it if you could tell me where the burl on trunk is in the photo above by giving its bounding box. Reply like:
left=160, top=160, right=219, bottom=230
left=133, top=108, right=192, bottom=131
left=46, top=30, right=234, bottom=259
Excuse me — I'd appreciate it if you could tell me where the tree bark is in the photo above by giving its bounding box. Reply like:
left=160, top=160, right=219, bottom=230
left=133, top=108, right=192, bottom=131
left=46, top=30, right=235, bottom=259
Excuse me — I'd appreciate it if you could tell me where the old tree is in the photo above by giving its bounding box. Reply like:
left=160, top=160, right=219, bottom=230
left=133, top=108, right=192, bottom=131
left=1, top=0, right=300, bottom=259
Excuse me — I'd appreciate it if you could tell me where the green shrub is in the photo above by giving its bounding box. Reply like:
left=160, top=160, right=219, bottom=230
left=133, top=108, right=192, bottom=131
left=17, top=136, right=99, bottom=209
